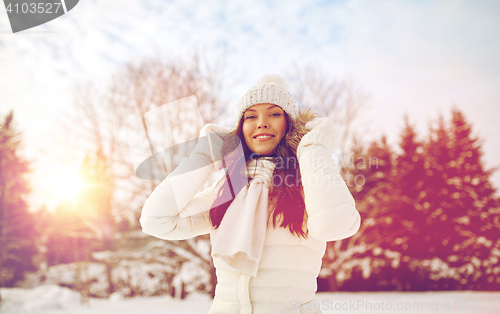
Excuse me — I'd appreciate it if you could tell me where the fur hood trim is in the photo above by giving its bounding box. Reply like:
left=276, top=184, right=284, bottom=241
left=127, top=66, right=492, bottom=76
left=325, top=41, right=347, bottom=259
left=285, top=107, right=318, bottom=155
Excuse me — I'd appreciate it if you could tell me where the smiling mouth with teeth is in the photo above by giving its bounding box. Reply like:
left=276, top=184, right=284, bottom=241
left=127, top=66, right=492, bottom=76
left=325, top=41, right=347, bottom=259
left=254, top=135, right=275, bottom=139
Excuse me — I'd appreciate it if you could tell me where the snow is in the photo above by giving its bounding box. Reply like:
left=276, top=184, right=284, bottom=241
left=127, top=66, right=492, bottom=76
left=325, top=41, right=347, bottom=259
left=0, top=285, right=210, bottom=314
left=42, top=263, right=110, bottom=298
left=1, top=285, right=499, bottom=314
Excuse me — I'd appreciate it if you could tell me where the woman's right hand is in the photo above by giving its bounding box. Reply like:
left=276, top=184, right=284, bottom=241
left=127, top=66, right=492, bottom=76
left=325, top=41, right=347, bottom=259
left=192, top=123, right=233, bottom=167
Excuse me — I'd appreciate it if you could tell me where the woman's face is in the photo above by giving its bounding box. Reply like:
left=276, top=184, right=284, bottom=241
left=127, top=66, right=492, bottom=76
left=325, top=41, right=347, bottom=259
left=242, top=103, right=288, bottom=156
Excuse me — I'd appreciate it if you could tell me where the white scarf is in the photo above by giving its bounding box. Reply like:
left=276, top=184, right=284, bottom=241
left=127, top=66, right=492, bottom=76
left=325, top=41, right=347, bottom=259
left=212, top=157, right=277, bottom=277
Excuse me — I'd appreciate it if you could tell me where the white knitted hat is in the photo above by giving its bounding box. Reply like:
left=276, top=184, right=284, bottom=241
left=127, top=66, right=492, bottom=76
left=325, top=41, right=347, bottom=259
left=237, top=75, right=298, bottom=122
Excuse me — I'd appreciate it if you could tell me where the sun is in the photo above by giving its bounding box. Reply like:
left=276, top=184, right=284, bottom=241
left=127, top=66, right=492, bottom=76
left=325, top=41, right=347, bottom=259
left=46, top=166, right=86, bottom=204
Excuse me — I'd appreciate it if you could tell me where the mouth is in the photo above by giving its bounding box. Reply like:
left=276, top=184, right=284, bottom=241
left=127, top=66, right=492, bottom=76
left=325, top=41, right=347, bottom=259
left=253, top=133, right=276, bottom=142
left=253, top=133, right=275, bottom=142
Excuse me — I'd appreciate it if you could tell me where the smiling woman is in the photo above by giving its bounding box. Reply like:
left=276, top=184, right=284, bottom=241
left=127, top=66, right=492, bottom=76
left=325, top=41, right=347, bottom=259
left=242, top=104, right=288, bottom=156
left=140, top=74, right=360, bottom=314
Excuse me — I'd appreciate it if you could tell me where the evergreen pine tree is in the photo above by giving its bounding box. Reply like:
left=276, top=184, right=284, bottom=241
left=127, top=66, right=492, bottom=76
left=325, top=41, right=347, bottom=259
left=412, top=114, right=456, bottom=259
left=388, top=116, right=427, bottom=256
left=394, top=115, right=426, bottom=201
left=0, top=111, right=38, bottom=288
left=346, top=135, right=393, bottom=201
left=330, top=109, right=500, bottom=291
left=370, top=118, right=428, bottom=290
left=395, top=108, right=499, bottom=290
left=449, top=107, right=497, bottom=211
left=439, top=107, right=499, bottom=289
left=322, top=134, right=399, bottom=291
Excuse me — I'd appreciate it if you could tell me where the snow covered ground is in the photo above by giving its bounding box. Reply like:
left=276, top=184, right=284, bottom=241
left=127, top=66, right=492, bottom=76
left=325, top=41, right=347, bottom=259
left=1, top=285, right=499, bottom=314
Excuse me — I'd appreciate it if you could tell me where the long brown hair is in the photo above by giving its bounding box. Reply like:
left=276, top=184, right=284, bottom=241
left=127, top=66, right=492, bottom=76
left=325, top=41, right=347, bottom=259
left=209, top=112, right=308, bottom=238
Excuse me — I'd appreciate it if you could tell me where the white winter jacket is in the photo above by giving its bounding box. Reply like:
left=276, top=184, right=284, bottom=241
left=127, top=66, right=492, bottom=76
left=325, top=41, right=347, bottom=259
left=140, top=140, right=361, bottom=314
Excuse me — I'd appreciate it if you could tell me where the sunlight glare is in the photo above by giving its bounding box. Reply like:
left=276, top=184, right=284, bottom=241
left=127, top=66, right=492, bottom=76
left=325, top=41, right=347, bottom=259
left=46, top=166, right=86, bottom=204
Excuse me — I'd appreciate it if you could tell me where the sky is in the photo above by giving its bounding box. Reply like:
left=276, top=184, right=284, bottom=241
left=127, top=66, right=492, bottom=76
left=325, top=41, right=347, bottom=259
left=0, top=0, right=499, bottom=212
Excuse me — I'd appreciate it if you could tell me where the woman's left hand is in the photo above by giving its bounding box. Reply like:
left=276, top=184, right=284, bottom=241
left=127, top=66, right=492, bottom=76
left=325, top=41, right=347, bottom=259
left=298, top=117, right=336, bottom=152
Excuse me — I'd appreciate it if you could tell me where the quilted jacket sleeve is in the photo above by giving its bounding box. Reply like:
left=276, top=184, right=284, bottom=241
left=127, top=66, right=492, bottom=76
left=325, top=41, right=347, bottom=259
left=298, top=144, right=361, bottom=242
left=139, top=153, right=217, bottom=240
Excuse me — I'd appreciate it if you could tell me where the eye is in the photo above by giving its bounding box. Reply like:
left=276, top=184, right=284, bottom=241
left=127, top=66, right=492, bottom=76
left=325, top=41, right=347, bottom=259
left=245, top=115, right=256, bottom=120
left=270, top=113, right=282, bottom=117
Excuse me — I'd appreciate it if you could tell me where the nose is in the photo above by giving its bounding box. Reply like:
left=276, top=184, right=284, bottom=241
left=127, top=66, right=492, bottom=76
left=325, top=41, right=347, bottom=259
left=257, top=116, right=269, bottom=129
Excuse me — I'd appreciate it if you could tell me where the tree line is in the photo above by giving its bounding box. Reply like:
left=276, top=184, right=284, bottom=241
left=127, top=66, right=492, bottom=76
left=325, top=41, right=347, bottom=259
left=320, top=109, right=499, bottom=291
